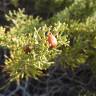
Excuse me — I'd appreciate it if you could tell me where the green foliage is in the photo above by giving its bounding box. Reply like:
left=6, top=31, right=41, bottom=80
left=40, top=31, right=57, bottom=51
left=59, top=20, right=96, bottom=68
left=5, top=9, right=41, bottom=34
left=48, top=0, right=96, bottom=24
left=0, top=1, right=96, bottom=94
left=10, top=0, right=19, bottom=7
left=52, top=17, right=96, bottom=72
left=0, top=10, right=70, bottom=82
left=79, top=90, right=96, bottom=96
left=33, top=0, right=74, bottom=18
left=9, top=0, right=73, bottom=19
left=1, top=8, right=96, bottom=82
